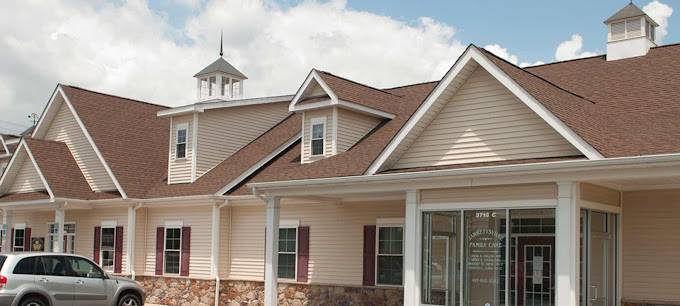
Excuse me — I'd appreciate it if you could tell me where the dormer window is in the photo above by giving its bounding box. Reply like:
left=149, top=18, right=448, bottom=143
left=311, top=118, right=325, bottom=156
left=176, top=125, right=188, bottom=159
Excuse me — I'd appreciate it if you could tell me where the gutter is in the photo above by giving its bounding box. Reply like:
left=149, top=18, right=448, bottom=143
left=249, top=153, right=680, bottom=192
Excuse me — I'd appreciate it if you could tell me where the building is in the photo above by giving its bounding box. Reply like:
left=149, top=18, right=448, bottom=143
left=0, top=3, right=679, bottom=306
left=0, top=133, right=20, bottom=177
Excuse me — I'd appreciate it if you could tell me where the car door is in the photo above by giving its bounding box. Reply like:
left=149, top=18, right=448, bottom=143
left=36, top=255, right=74, bottom=306
left=66, top=256, right=110, bottom=306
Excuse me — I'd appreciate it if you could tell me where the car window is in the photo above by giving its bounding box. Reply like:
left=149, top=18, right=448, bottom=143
left=0, top=255, right=6, bottom=270
left=66, top=257, right=104, bottom=279
left=13, top=257, right=36, bottom=275
left=36, top=256, right=69, bottom=277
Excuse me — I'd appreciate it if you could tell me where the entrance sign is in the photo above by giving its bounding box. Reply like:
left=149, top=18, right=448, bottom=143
left=464, top=210, right=506, bottom=306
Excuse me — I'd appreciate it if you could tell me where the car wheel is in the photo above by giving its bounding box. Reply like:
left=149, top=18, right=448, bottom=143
left=118, top=293, right=142, bottom=306
left=20, top=296, right=47, bottom=306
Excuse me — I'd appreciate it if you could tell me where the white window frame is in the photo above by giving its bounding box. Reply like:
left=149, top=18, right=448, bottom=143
left=310, top=117, right=326, bottom=156
left=200, top=77, right=209, bottom=98
left=175, top=123, right=188, bottom=159
left=208, top=76, right=217, bottom=96
left=610, top=18, right=645, bottom=41
left=163, top=225, right=183, bottom=275
left=100, top=225, right=116, bottom=272
left=278, top=224, right=298, bottom=281
left=376, top=219, right=405, bottom=287
left=47, top=222, right=76, bottom=253
left=12, top=227, right=25, bottom=252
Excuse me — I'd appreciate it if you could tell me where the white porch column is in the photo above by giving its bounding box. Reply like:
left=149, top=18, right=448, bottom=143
left=1, top=210, right=12, bottom=253
left=126, top=204, right=139, bottom=276
left=210, top=202, right=223, bottom=277
left=54, top=205, right=65, bottom=253
left=556, top=182, right=580, bottom=306
left=264, top=196, right=280, bottom=306
left=404, top=190, right=421, bottom=306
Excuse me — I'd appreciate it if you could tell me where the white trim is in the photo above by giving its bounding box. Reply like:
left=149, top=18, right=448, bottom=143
left=310, top=117, right=327, bottom=156
left=101, top=220, right=117, bottom=228
left=264, top=196, right=280, bottom=306
left=0, top=135, right=9, bottom=156
left=23, top=142, right=55, bottom=200
left=577, top=199, right=621, bottom=214
left=174, top=122, right=189, bottom=160
left=100, top=225, right=116, bottom=272
left=164, top=220, right=183, bottom=228
left=191, top=113, right=199, bottom=182
left=31, top=86, right=62, bottom=139
left=375, top=223, right=405, bottom=287
left=0, top=140, right=25, bottom=192
left=167, top=116, right=174, bottom=184
left=157, top=95, right=294, bottom=117
left=13, top=223, right=26, bottom=230
left=215, top=133, right=301, bottom=195
left=366, top=46, right=602, bottom=175
left=332, top=107, right=338, bottom=155
left=420, top=199, right=557, bottom=211
left=54, top=87, right=128, bottom=198
left=376, top=218, right=405, bottom=226
left=277, top=226, right=298, bottom=281
left=163, top=226, right=183, bottom=275
left=280, top=219, right=300, bottom=228
left=289, top=70, right=338, bottom=112
left=337, top=100, right=395, bottom=119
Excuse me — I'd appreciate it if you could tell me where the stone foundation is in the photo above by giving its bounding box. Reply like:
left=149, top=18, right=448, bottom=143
left=138, top=276, right=217, bottom=306
left=623, top=301, right=680, bottom=306
left=138, top=276, right=403, bottom=306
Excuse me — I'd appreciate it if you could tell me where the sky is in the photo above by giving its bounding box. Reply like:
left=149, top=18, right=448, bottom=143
left=0, top=0, right=675, bottom=134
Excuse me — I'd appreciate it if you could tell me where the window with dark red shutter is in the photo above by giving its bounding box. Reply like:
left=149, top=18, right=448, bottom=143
left=24, top=228, right=31, bottom=251
left=180, top=227, right=191, bottom=276
left=155, top=227, right=164, bottom=275
left=93, top=227, right=101, bottom=264
left=114, top=226, right=124, bottom=273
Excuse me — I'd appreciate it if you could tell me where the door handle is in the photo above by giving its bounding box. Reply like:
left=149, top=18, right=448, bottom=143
left=38, top=278, right=48, bottom=283
left=75, top=280, right=85, bottom=285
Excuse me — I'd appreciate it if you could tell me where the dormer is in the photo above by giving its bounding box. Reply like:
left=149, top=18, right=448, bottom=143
left=605, top=2, right=658, bottom=61
left=194, top=42, right=247, bottom=101
left=290, top=70, right=395, bottom=163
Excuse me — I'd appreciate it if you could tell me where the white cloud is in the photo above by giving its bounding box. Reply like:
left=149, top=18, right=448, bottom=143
left=554, top=34, right=597, bottom=61
left=483, top=44, right=544, bottom=67
left=0, top=0, right=467, bottom=127
left=643, top=0, right=673, bottom=42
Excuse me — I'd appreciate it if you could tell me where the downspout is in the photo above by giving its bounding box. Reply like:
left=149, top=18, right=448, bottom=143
left=129, top=203, right=143, bottom=280
left=214, top=200, right=230, bottom=306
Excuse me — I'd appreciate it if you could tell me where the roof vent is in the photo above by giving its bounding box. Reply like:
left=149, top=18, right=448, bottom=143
left=605, top=2, right=658, bottom=61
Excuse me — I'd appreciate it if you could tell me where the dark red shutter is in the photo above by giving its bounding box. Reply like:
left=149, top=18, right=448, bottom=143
left=63, top=235, right=67, bottom=253
left=24, top=228, right=31, bottom=251
left=10, top=228, right=14, bottom=250
left=363, top=225, right=376, bottom=286
left=155, top=227, right=164, bottom=275
left=180, top=227, right=191, bottom=276
left=297, top=226, right=310, bottom=283
left=93, top=227, right=101, bottom=264
left=114, top=226, right=124, bottom=273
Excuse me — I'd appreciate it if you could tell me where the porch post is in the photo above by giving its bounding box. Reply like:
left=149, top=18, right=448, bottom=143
left=1, top=209, right=12, bottom=253
left=404, top=190, right=421, bottom=306
left=54, top=204, right=65, bottom=253
left=264, top=196, right=280, bottom=306
left=126, top=204, right=139, bottom=276
left=210, top=201, right=222, bottom=278
left=556, top=182, right=579, bottom=306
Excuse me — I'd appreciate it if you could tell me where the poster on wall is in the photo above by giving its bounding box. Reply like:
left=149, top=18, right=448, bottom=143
left=31, top=237, right=45, bottom=252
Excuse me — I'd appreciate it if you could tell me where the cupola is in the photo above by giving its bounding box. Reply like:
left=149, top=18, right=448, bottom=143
left=194, top=34, right=248, bottom=101
left=605, top=2, right=658, bottom=61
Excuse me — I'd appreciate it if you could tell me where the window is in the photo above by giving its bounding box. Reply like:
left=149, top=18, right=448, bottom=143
left=175, top=125, right=188, bottom=159
left=67, top=256, right=104, bottom=279
left=36, top=256, right=68, bottom=277
left=13, top=228, right=25, bottom=252
left=48, top=222, right=76, bottom=253
left=164, top=227, right=182, bottom=274
left=611, top=18, right=645, bottom=41
left=310, top=118, right=325, bottom=156
left=200, top=78, right=209, bottom=98
left=278, top=228, right=297, bottom=279
left=13, top=257, right=36, bottom=275
left=209, top=76, right=217, bottom=96
left=221, top=77, right=230, bottom=97
left=377, top=226, right=403, bottom=286
left=100, top=227, right=115, bottom=272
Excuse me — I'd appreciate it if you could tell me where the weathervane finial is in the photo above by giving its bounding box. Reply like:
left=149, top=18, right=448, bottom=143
left=219, top=30, right=224, bottom=57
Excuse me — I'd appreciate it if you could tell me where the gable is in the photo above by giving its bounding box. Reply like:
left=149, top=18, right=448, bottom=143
left=42, top=95, right=117, bottom=191
left=8, top=154, right=47, bottom=194
left=392, top=66, right=581, bottom=169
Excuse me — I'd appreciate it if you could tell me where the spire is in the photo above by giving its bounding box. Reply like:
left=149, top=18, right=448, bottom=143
left=219, top=30, right=224, bottom=57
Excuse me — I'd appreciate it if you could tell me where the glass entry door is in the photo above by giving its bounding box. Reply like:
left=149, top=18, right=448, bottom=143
left=581, top=210, right=617, bottom=306
left=423, top=212, right=460, bottom=306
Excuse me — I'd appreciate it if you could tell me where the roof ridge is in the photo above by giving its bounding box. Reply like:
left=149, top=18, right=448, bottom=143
left=479, top=48, right=597, bottom=104
left=61, top=85, right=171, bottom=109
left=315, top=70, right=402, bottom=97
left=382, top=80, right=439, bottom=91
left=524, top=54, right=605, bottom=69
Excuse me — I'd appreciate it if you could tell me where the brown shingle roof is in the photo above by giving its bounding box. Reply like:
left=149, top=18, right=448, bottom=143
left=0, top=191, right=50, bottom=202
left=24, top=138, right=94, bottom=199
left=315, top=70, right=402, bottom=114
left=61, top=86, right=171, bottom=198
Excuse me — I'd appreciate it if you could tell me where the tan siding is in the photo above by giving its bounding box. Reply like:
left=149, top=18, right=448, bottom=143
left=196, top=102, right=289, bottom=177
left=301, top=108, right=334, bottom=163
left=141, top=205, right=213, bottom=278
left=8, top=158, right=46, bottom=193
left=44, top=100, right=116, bottom=191
left=393, top=67, right=580, bottom=169
left=336, top=108, right=381, bottom=153
left=580, top=183, right=620, bottom=206
left=421, top=183, right=557, bottom=204
left=622, top=189, right=680, bottom=302
left=227, top=201, right=404, bottom=285
left=168, top=116, right=194, bottom=184
left=10, top=211, right=53, bottom=242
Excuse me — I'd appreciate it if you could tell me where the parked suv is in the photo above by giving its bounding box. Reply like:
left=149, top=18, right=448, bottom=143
left=0, top=253, right=145, bottom=306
